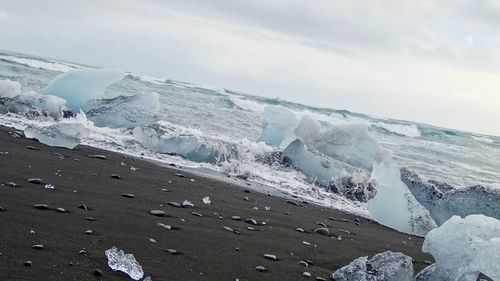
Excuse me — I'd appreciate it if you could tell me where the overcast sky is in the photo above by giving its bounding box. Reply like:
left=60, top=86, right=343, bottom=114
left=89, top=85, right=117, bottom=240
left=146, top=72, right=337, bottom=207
left=1, top=0, right=499, bottom=136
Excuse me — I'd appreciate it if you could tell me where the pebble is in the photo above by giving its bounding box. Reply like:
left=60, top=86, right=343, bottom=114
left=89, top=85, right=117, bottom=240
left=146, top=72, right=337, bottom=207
left=295, top=228, right=305, bottom=233
left=223, top=226, right=234, bottom=232
left=150, top=210, right=166, bottom=217
left=263, top=254, right=278, bottom=261
left=110, top=174, right=121, bottom=179
left=175, top=173, right=185, bottom=177
left=5, top=182, right=18, bottom=187
left=298, top=261, right=309, bottom=268
left=244, top=189, right=250, bottom=193
left=247, top=227, right=255, bottom=231
left=245, top=219, right=258, bottom=225
left=338, top=229, right=351, bottom=235
left=149, top=238, right=157, bottom=243
left=0, top=207, right=5, bottom=212
left=85, top=217, right=94, bottom=221
left=26, top=178, right=42, bottom=184
left=255, top=266, right=266, bottom=272
left=167, top=202, right=181, bottom=208
left=286, top=200, right=300, bottom=207
left=24, top=261, right=33, bottom=267
left=354, top=218, right=360, bottom=222
left=94, top=269, right=103, bottom=276
left=341, top=219, right=349, bottom=223
left=78, top=250, right=87, bottom=255
left=317, top=222, right=328, bottom=228
left=314, top=227, right=330, bottom=236
left=157, top=223, right=172, bottom=230
left=56, top=208, right=66, bottom=213
left=121, top=193, right=135, bottom=198
left=231, top=216, right=241, bottom=221
left=191, top=212, right=203, bottom=217
left=78, top=204, right=90, bottom=210
left=84, top=230, right=94, bottom=235
left=315, top=277, right=327, bottom=281
left=88, top=154, right=107, bottom=160
left=31, top=244, right=44, bottom=250
left=33, top=204, right=49, bottom=210
left=26, top=145, right=38, bottom=150
left=165, top=249, right=179, bottom=255
left=303, top=272, right=311, bottom=277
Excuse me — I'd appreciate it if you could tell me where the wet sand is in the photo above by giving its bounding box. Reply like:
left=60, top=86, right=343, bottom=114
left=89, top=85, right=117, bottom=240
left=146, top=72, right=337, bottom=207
left=0, top=125, right=432, bottom=280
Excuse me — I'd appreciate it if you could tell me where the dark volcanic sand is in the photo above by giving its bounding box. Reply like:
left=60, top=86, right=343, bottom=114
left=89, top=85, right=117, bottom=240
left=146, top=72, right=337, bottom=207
left=0, top=125, right=433, bottom=280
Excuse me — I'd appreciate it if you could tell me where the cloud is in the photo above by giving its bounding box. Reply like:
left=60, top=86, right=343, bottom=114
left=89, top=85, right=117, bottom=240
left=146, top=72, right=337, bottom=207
left=0, top=0, right=499, bottom=135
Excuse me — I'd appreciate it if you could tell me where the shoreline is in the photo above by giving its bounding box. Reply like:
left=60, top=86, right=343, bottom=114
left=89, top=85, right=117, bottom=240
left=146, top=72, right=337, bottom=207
left=0, top=125, right=433, bottom=280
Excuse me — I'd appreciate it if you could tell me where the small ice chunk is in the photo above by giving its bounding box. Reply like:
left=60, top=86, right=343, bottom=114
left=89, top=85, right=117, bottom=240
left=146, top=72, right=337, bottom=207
left=43, top=184, right=55, bottom=189
left=202, top=196, right=211, bottom=205
left=331, top=251, right=413, bottom=281
left=105, top=247, right=144, bottom=280
left=0, top=79, right=22, bottom=98
left=418, top=214, right=500, bottom=281
left=182, top=200, right=194, bottom=208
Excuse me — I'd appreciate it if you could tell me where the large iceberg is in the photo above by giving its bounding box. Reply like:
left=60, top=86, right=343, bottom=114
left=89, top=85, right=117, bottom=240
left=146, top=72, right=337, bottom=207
left=105, top=247, right=144, bottom=280
left=330, top=251, right=414, bottom=281
left=416, top=215, right=500, bottom=281
left=85, top=92, right=160, bottom=128
left=42, top=68, right=125, bottom=110
left=258, top=106, right=297, bottom=147
left=401, top=168, right=500, bottom=225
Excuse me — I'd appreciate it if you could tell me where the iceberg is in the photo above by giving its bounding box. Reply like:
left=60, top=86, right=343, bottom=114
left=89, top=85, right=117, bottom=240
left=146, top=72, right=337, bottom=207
left=24, top=113, right=92, bottom=149
left=42, top=68, right=125, bottom=110
left=282, top=139, right=375, bottom=202
left=132, top=124, right=239, bottom=164
left=258, top=106, right=297, bottom=147
left=417, top=214, right=500, bottom=281
left=401, top=168, right=500, bottom=225
left=0, top=79, right=22, bottom=98
left=298, top=119, right=388, bottom=171
left=85, top=92, right=160, bottom=128
left=105, top=247, right=144, bottom=280
left=330, top=251, right=413, bottom=281
left=368, top=162, right=437, bottom=236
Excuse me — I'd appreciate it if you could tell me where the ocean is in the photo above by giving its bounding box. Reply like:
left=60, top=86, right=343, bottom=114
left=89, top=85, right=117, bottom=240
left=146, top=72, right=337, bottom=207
left=1, top=50, right=499, bottom=235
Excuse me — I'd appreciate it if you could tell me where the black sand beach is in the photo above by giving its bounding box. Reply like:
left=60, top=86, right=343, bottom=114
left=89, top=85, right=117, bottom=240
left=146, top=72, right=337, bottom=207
left=0, top=125, right=432, bottom=280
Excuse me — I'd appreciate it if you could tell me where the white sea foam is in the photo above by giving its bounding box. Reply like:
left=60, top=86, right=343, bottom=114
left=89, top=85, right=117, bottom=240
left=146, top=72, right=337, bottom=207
left=371, top=121, right=421, bottom=138
left=0, top=54, right=80, bottom=72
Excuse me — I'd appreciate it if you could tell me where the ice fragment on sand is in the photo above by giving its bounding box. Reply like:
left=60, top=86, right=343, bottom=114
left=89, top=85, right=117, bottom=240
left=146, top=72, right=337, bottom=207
left=331, top=251, right=413, bottom=281
left=202, top=196, right=211, bottom=205
left=105, top=247, right=144, bottom=280
left=417, top=214, right=500, bottom=281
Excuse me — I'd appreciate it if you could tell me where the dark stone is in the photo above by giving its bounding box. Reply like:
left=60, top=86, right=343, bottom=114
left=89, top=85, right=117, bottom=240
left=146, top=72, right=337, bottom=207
left=245, top=219, right=258, bottom=225
left=175, top=173, right=185, bottom=178
left=56, top=208, right=66, bottom=213
left=33, top=204, right=49, bottom=210
left=78, top=204, right=91, bottom=211
left=191, top=212, right=203, bottom=217
left=0, top=207, right=5, bottom=212
left=5, top=182, right=18, bottom=187
left=317, top=222, right=328, bottom=228
left=314, top=227, right=330, bottom=236
left=231, top=216, right=241, bottom=221
left=286, top=200, right=300, bottom=207
left=88, top=154, right=107, bottom=160
left=94, top=269, right=103, bottom=276
left=263, top=254, right=278, bottom=261
left=26, top=146, right=38, bottom=150
left=121, top=193, right=135, bottom=198
left=255, top=266, right=266, bottom=272
left=244, top=189, right=250, bottom=193
left=26, top=178, right=42, bottom=184
left=150, top=210, right=166, bottom=217
left=84, top=230, right=94, bottom=235
left=31, top=244, right=44, bottom=250
left=24, top=261, right=32, bottom=267
left=167, top=202, right=181, bottom=208
left=110, top=174, right=121, bottom=179
left=78, top=250, right=87, bottom=255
